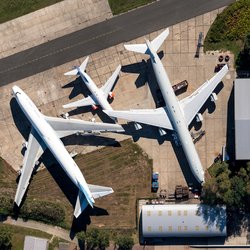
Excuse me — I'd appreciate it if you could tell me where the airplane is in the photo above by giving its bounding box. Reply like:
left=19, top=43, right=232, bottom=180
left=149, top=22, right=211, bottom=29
left=12, top=85, right=124, bottom=217
left=104, top=28, right=229, bottom=184
left=63, top=56, right=121, bottom=114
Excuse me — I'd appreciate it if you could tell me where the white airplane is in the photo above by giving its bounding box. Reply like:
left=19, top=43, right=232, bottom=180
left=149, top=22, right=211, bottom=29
left=63, top=56, right=121, bottom=113
left=104, top=29, right=229, bottom=184
left=12, top=85, right=124, bottom=217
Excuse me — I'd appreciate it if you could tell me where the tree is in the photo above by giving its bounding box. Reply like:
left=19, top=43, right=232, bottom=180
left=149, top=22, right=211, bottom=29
left=79, top=228, right=109, bottom=250
left=115, top=234, right=134, bottom=250
left=0, top=226, right=12, bottom=250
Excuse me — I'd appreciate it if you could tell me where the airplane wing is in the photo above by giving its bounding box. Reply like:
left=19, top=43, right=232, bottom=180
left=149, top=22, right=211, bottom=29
left=88, top=184, right=114, bottom=199
left=180, top=65, right=229, bottom=125
left=14, top=128, right=46, bottom=206
left=104, top=107, right=173, bottom=130
left=44, top=116, right=124, bottom=138
left=63, top=95, right=96, bottom=109
left=101, top=65, right=121, bottom=98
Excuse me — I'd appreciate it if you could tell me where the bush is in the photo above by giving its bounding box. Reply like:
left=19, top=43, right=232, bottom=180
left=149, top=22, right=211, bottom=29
left=20, top=200, right=65, bottom=225
left=0, top=195, right=13, bottom=216
left=115, top=234, right=134, bottom=250
left=0, top=226, right=12, bottom=250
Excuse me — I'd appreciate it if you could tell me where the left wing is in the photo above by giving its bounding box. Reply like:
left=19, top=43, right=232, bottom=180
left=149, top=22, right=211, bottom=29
left=180, top=64, right=228, bottom=125
left=104, top=107, right=173, bottom=130
left=101, top=65, right=121, bottom=98
left=44, top=116, right=124, bottom=138
left=15, top=128, right=46, bottom=206
left=63, top=95, right=96, bottom=109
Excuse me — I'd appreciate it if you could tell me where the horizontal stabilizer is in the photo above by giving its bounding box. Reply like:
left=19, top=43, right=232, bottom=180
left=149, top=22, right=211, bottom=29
left=124, top=28, right=169, bottom=54
left=64, top=56, right=89, bottom=76
left=151, top=28, right=169, bottom=52
left=74, top=190, right=89, bottom=218
left=88, top=184, right=114, bottom=199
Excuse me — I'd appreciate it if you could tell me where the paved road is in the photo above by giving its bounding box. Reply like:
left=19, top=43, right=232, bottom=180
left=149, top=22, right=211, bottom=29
left=3, top=216, right=76, bottom=243
left=0, top=0, right=234, bottom=85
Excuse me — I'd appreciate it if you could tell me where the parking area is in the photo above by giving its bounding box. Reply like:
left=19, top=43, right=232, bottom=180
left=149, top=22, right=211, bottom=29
left=0, top=7, right=234, bottom=198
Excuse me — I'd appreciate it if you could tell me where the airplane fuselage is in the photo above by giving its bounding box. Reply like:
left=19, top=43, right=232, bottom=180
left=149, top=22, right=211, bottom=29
left=147, top=42, right=204, bottom=183
left=79, top=70, right=113, bottom=111
left=13, top=87, right=95, bottom=205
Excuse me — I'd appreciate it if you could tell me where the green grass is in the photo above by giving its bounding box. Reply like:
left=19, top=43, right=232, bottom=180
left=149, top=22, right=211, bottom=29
left=0, top=0, right=63, bottom=24
left=108, top=0, right=155, bottom=15
left=0, top=224, right=52, bottom=250
left=0, top=139, right=153, bottom=230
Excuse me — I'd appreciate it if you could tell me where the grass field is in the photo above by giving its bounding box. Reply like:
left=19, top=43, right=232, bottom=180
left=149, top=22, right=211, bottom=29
left=0, top=139, right=153, bottom=230
left=0, top=224, right=51, bottom=250
left=108, top=0, right=155, bottom=15
left=0, top=0, right=63, bottom=24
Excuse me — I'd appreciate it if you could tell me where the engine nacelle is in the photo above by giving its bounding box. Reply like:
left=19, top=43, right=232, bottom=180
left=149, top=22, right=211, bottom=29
left=91, top=104, right=98, bottom=110
left=158, top=128, right=167, bottom=136
left=134, top=122, right=142, bottom=130
left=210, top=92, right=218, bottom=102
left=108, top=91, right=115, bottom=99
left=22, top=141, right=28, bottom=149
left=196, top=113, right=203, bottom=122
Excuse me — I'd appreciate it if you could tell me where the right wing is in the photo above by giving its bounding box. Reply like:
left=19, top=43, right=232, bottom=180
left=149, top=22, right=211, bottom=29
left=180, top=64, right=228, bottom=125
left=104, top=107, right=173, bottom=130
left=14, top=128, right=46, bottom=206
left=45, top=116, right=124, bottom=138
left=101, top=65, right=121, bottom=98
left=63, top=95, right=96, bottom=109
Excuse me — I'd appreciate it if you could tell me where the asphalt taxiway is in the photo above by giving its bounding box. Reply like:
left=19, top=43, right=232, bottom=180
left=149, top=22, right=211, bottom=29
left=0, top=0, right=234, bottom=85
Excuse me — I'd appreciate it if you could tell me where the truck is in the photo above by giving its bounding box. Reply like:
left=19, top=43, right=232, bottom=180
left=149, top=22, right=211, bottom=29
left=151, top=172, right=159, bottom=192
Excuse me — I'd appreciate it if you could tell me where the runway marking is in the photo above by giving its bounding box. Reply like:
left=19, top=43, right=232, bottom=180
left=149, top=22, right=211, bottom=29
left=0, top=28, right=121, bottom=74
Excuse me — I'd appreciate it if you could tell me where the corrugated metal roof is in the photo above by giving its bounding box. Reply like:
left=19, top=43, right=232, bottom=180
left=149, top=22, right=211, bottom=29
left=141, top=204, right=226, bottom=238
left=235, top=79, right=250, bottom=160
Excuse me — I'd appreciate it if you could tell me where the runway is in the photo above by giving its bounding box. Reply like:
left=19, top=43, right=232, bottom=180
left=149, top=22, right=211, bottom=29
left=0, top=0, right=234, bottom=85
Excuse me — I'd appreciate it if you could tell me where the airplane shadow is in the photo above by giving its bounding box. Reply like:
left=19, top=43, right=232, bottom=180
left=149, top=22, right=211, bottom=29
left=10, top=98, right=31, bottom=142
left=121, top=123, right=170, bottom=145
left=121, top=51, right=164, bottom=108
left=62, top=77, right=90, bottom=100
left=225, top=84, right=235, bottom=160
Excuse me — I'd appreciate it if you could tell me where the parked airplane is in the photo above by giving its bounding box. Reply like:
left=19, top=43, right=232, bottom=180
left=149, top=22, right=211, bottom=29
left=104, top=29, right=229, bottom=184
left=12, top=86, right=124, bottom=217
left=63, top=56, right=121, bottom=113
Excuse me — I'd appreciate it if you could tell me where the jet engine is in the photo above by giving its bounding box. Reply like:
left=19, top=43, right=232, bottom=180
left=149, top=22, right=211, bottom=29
left=196, top=113, right=203, bottom=122
left=158, top=128, right=167, bottom=136
left=91, top=104, right=98, bottom=110
left=108, top=91, right=115, bottom=99
left=210, top=92, right=218, bottom=102
left=134, top=122, right=142, bottom=130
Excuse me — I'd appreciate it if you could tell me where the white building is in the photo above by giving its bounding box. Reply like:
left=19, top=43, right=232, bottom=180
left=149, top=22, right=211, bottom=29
left=141, top=204, right=226, bottom=238
left=234, top=78, right=250, bottom=160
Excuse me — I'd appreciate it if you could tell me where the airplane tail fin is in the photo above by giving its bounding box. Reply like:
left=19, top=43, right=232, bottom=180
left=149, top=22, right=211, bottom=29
left=64, top=56, right=89, bottom=76
left=124, top=28, right=169, bottom=55
left=74, top=183, right=113, bottom=218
